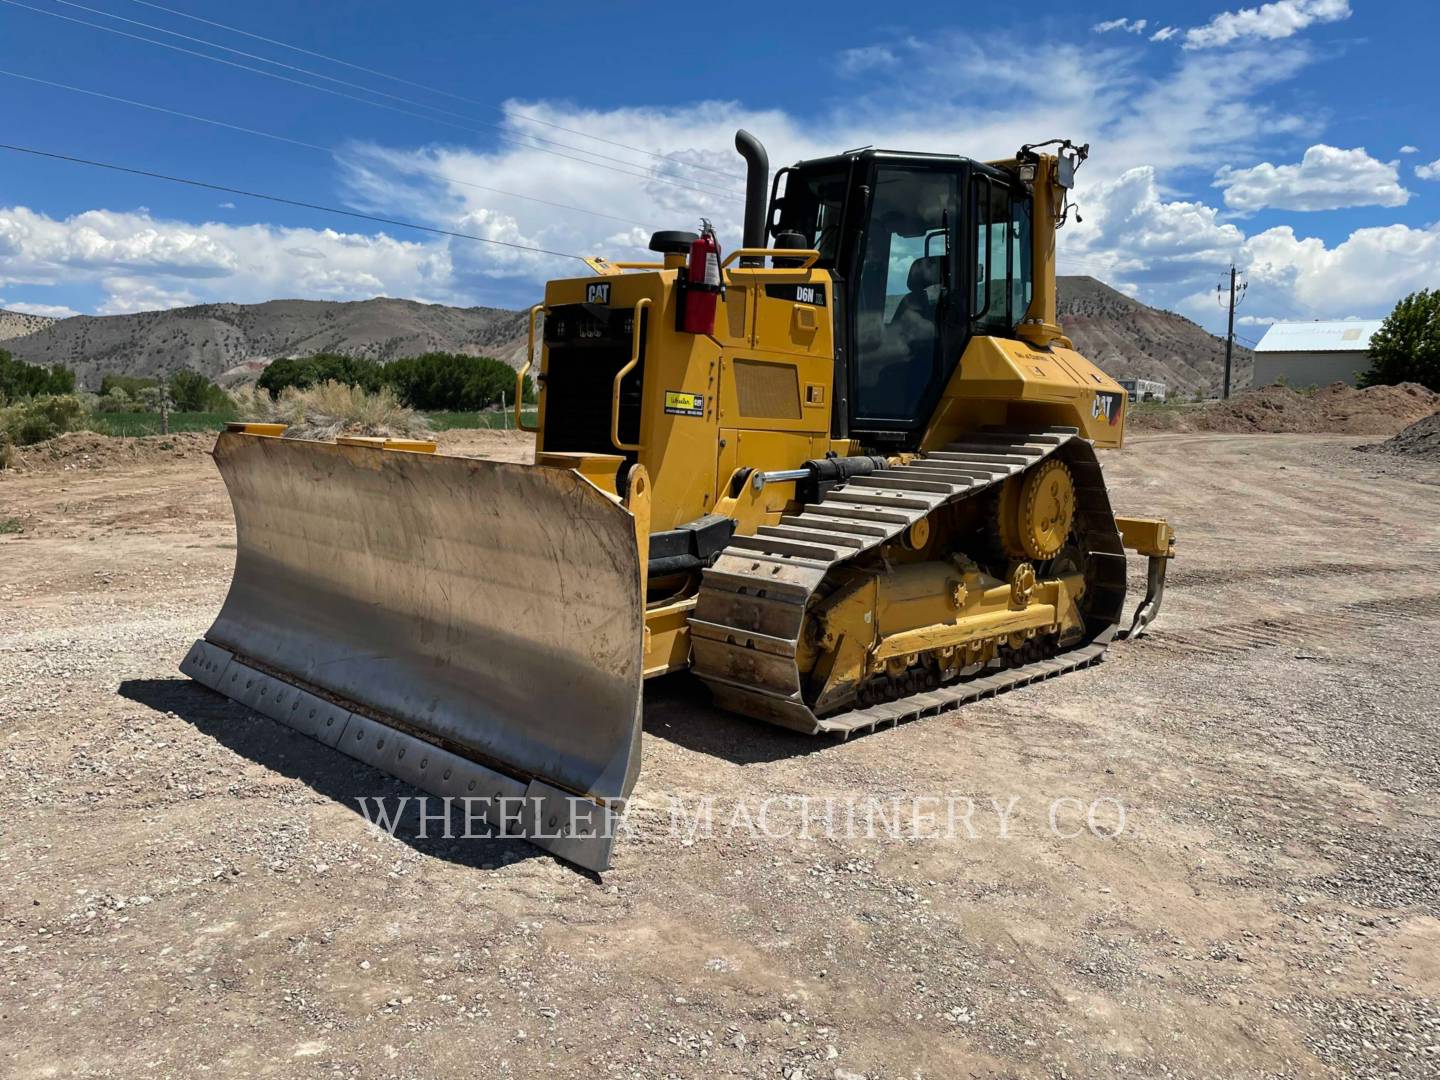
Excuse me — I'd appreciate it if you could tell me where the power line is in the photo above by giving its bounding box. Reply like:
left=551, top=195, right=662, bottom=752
left=0, top=141, right=590, bottom=261
left=0, top=0, right=744, bottom=202
left=45, top=0, right=743, bottom=192
left=122, top=0, right=748, bottom=184
left=0, top=67, right=653, bottom=228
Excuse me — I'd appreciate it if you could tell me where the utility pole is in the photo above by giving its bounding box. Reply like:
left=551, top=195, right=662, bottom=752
left=1218, top=264, right=1249, bottom=399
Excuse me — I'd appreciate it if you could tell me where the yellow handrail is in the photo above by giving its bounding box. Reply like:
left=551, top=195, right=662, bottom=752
left=515, top=303, right=543, bottom=432
left=611, top=297, right=650, bottom=453
left=720, top=247, right=820, bottom=270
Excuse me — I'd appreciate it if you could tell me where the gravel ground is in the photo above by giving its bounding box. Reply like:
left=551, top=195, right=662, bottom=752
left=1, top=431, right=1438, bottom=1078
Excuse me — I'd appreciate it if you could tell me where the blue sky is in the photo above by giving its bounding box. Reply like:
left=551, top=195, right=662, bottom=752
left=1, top=0, right=1437, bottom=340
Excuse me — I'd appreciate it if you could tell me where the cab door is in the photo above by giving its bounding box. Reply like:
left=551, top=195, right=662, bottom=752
left=846, top=162, right=965, bottom=443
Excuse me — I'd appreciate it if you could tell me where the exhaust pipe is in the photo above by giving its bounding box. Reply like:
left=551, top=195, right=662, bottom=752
left=734, top=129, right=769, bottom=265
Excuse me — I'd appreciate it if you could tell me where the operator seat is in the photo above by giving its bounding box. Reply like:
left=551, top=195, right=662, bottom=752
left=863, top=254, right=945, bottom=416
left=889, top=254, right=945, bottom=330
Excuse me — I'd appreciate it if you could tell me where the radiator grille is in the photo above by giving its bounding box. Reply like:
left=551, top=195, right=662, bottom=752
left=733, top=358, right=801, bottom=419
left=540, top=305, right=644, bottom=457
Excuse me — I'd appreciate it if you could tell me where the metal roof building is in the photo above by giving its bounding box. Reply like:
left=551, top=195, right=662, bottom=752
left=1252, top=319, right=1383, bottom=388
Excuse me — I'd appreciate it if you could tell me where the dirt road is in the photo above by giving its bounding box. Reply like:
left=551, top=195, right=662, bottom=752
left=2, top=431, right=1438, bottom=1078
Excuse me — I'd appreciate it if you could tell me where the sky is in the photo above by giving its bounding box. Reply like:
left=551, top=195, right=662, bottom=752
left=1, top=0, right=1438, bottom=342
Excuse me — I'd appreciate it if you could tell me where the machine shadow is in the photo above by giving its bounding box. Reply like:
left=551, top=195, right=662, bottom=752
left=118, top=678, right=549, bottom=874
left=640, top=672, right=832, bottom=765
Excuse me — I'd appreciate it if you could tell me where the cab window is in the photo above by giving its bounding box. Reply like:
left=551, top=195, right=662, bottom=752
left=773, top=167, right=848, bottom=265
left=852, top=167, right=957, bottom=421
left=973, top=176, right=1033, bottom=329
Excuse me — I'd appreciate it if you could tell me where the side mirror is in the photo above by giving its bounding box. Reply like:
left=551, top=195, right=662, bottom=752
left=977, top=262, right=986, bottom=283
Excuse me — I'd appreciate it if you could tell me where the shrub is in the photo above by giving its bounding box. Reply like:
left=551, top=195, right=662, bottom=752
left=255, top=351, right=530, bottom=410
left=0, top=394, right=87, bottom=446
left=0, top=350, right=76, bottom=402
left=240, top=381, right=432, bottom=441
left=97, top=386, right=134, bottom=413
left=99, top=373, right=158, bottom=398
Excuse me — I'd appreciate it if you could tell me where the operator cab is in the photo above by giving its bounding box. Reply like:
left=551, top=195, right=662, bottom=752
left=768, top=150, right=1033, bottom=446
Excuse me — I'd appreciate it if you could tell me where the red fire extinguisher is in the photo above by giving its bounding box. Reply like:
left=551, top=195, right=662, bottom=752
left=680, top=219, right=722, bottom=335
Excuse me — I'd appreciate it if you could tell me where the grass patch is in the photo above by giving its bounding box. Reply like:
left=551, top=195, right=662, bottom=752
left=232, top=382, right=431, bottom=441
left=0, top=516, right=22, bottom=534
left=86, top=411, right=235, bottom=436
left=426, top=408, right=537, bottom=431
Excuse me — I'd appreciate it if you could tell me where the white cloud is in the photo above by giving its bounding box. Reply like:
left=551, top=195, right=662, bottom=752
left=837, top=44, right=899, bottom=74
left=1151, top=26, right=1179, bottom=41
left=1244, top=221, right=1440, bottom=311
left=1184, top=0, right=1351, bottom=50
left=1062, top=166, right=1245, bottom=292
left=1093, top=17, right=1147, bottom=34
left=218, top=201, right=236, bottom=209
left=1416, top=159, right=1440, bottom=181
left=0, top=299, right=79, bottom=318
left=1237, top=314, right=1278, bottom=326
left=0, top=26, right=1420, bottom=332
left=1214, top=145, right=1410, bottom=212
left=1398, top=145, right=1419, bottom=155
left=0, top=205, right=453, bottom=314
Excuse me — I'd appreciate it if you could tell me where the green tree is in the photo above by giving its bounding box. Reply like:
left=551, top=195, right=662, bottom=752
left=0, top=350, right=76, bottom=401
left=1360, top=289, right=1440, bottom=391
left=167, top=369, right=231, bottom=412
left=383, top=352, right=526, bottom=410
left=257, top=354, right=384, bottom=398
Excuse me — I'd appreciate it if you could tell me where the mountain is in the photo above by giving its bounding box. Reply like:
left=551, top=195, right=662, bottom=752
left=3, top=297, right=532, bottom=389
left=1056, top=276, right=1252, bottom=398
left=0, top=309, right=58, bottom=342
left=4, top=279, right=1249, bottom=398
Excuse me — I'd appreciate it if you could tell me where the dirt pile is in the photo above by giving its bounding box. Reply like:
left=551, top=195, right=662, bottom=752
left=3, top=431, right=215, bottom=474
left=1357, top=410, right=1440, bottom=459
left=1131, top=382, right=1439, bottom=435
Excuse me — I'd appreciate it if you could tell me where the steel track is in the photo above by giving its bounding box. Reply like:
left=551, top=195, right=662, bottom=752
left=689, top=428, right=1129, bottom=736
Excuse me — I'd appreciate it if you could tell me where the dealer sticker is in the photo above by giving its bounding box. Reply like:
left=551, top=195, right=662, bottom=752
left=664, top=390, right=704, bottom=417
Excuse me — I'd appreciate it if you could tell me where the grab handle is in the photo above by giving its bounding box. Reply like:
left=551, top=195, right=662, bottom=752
left=611, top=298, right=651, bottom=453
left=515, top=303, right=543, bottom=432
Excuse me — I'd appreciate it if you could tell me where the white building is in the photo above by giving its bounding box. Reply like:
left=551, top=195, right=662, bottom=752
left=1116, top=378, right=1166, bottom=403
left=1252, top=320, right=1383, bottom=388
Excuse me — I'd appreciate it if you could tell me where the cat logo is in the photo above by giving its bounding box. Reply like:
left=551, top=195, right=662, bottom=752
left=585, top=282, right=611, bottom=305
left=1091, top=391, right=1123, bottom=426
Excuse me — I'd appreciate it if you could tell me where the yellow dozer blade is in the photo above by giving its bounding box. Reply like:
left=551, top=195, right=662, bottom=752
left=181, top=430, right=643, bottom=871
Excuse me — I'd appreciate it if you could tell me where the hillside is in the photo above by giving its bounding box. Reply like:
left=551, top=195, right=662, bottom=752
left=3, top=297, right=531, bottom=389
left=4, top=280, right=1249, bottom=398
left=0, top=309, right=58, bottom=342
left=1057, top=276, right=1252, bottom=398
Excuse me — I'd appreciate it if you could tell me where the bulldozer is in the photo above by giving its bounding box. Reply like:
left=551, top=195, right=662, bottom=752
left=181, top=131, right=1175, bottom=871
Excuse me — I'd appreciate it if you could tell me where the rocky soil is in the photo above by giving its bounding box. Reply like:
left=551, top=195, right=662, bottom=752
left=1360, top=410, right=1440, bottom=460
left=1, top=431, right=1438, bottom=1078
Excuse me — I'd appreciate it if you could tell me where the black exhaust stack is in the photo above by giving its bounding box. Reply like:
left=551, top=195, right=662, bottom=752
left=734, top=129, right=769, bottom=266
